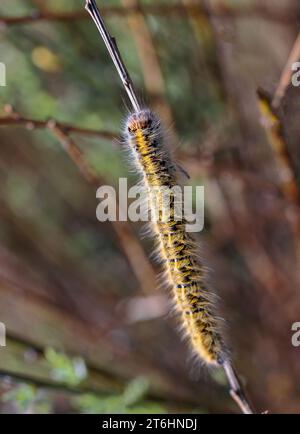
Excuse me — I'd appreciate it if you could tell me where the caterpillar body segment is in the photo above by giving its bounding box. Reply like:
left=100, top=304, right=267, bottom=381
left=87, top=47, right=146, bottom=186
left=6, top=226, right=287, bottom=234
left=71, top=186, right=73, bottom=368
left=126, top=109, right=225, bottom=365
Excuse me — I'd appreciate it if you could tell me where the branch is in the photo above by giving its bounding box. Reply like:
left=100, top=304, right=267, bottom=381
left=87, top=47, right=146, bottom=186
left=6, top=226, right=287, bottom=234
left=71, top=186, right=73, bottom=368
left=257, top=89, right=300, bottom=264
left=0, top=336, right=123, bottom=398
left=0, top=371, right=203, bottom=413
left=0, top=3, right=296, bottom=26
left=0, top=107, right=115, bottom=140
left=257, top=90, right=300, bottom=205
left=0, top=336, right=210, bottom=413
left=0, top=105, right=157, bottom=295
left=0, top=371, right=112, bottom=397
left=223, top=360, right=255, bottom=414
left=47, top=119, right=101, bottom=185
left=120, top=0, right=178, bottom=142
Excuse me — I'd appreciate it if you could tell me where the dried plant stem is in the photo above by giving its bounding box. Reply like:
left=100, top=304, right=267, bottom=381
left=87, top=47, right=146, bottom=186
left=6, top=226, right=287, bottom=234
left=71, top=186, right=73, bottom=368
left=223, top=360, right=255, bottom=414
left=120, top=0, right=178, bottom=141
left=0, top=106, right=156, bottom=295
left=1, top=107, right=280, bottom=195
left=0, top=107, right=115, bottom=140
left=257, top=89, right=300, bottom=268
left=257, top=91, right=300, bottom=204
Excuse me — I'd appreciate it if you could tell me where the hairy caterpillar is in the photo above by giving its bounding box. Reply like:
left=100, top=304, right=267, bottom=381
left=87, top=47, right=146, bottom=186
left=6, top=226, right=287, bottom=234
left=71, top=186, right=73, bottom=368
left=125, top=109, right=224, bottom=364
left=86, top=0, right=254, bottom=413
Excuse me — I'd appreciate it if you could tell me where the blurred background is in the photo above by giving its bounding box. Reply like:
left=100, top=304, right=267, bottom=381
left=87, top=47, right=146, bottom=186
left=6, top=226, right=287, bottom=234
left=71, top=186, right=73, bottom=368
left=0, top=0, right=300, bottom=414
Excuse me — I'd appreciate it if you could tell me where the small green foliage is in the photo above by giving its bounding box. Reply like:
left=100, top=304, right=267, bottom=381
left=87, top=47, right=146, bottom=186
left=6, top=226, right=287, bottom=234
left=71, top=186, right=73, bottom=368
left=76, top=377, right=165, bottom=414
left=122, top=377, right=149, bottom=407
left=45, top=347, right=87, bottom=386
left=211, top=366, right=228, bottom=386
left=2, top=384, right=51, bottom=414
left=3, top=384, right=36, bottom=412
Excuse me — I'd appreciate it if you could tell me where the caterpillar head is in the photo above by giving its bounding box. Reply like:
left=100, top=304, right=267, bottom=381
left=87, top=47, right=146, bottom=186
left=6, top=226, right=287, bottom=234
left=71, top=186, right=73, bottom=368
left=126, top=109, right=158, bottom=134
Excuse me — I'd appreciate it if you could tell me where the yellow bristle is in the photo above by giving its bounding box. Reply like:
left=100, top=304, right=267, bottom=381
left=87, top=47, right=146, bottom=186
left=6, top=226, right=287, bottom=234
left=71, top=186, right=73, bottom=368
left=126, top=109, right=225, bottom=365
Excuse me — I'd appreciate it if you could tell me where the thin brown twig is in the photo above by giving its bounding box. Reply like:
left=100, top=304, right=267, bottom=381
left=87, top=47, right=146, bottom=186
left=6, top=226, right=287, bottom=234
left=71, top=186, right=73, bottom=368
left=223, top=360, right=255, bottom=414
left=257, top=90, right=300, bottom=204
left=181, top=0, right=227, bottom=105
left=47, top=124, right=157, bottom=295
left=0, top=3, right=296, bottom=26
left=47, top=120, right=101, bottom=184
left=120, top=0, right=178, bottom=142
left=0, top=106, right=116, bottom=140
left=3, top=106, right=294, bottom=208
left=0, top=106, right=157, bottom=295
left=257, top=89, right=300, bottom=269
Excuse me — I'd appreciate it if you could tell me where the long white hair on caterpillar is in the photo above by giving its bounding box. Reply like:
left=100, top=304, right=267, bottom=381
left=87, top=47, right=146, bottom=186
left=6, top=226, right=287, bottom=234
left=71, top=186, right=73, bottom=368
left=85, top=0, right=255, bottom=414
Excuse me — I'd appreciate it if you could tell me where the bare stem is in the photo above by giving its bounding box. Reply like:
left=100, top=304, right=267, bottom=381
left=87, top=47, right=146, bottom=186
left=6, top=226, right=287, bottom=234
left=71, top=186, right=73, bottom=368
left=222, top=360, right=255, bottom=414
left=0, top=105, right=115, bottom=140
left=85, top=0, right=141, bottom=112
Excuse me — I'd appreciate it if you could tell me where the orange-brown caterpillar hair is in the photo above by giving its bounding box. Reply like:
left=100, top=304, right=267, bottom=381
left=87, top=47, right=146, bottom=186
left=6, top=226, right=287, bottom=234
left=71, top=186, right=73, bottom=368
left=126, top=109, right=226, bottom=365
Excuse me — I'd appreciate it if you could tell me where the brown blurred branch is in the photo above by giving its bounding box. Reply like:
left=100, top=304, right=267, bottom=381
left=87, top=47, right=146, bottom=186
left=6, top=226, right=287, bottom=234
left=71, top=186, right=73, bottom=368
left=0, top=108, right=116, bottom=140
left=0, top=106, right=157, bottom=295
left=181, top=0, right=227, bottom=104
left=120, top=0, right=178, bottom=142
left=0, top=3, right=296, bottom=26
left=257, top=90, right=299, bottom=204
left=47, top=119, right=101, bottom=185
left=0, top=371, right=118, bottom=397
left=3, top=106, right=293, bottom=207
left=0, top=371, right=200, bottom=413
left=0, top=278, right=228, bottom=411
left=1, top=336, right=123, bottom=397
left=0, top=336, right=202, bottom=412
left=257, top=89, right=300, bottom=265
